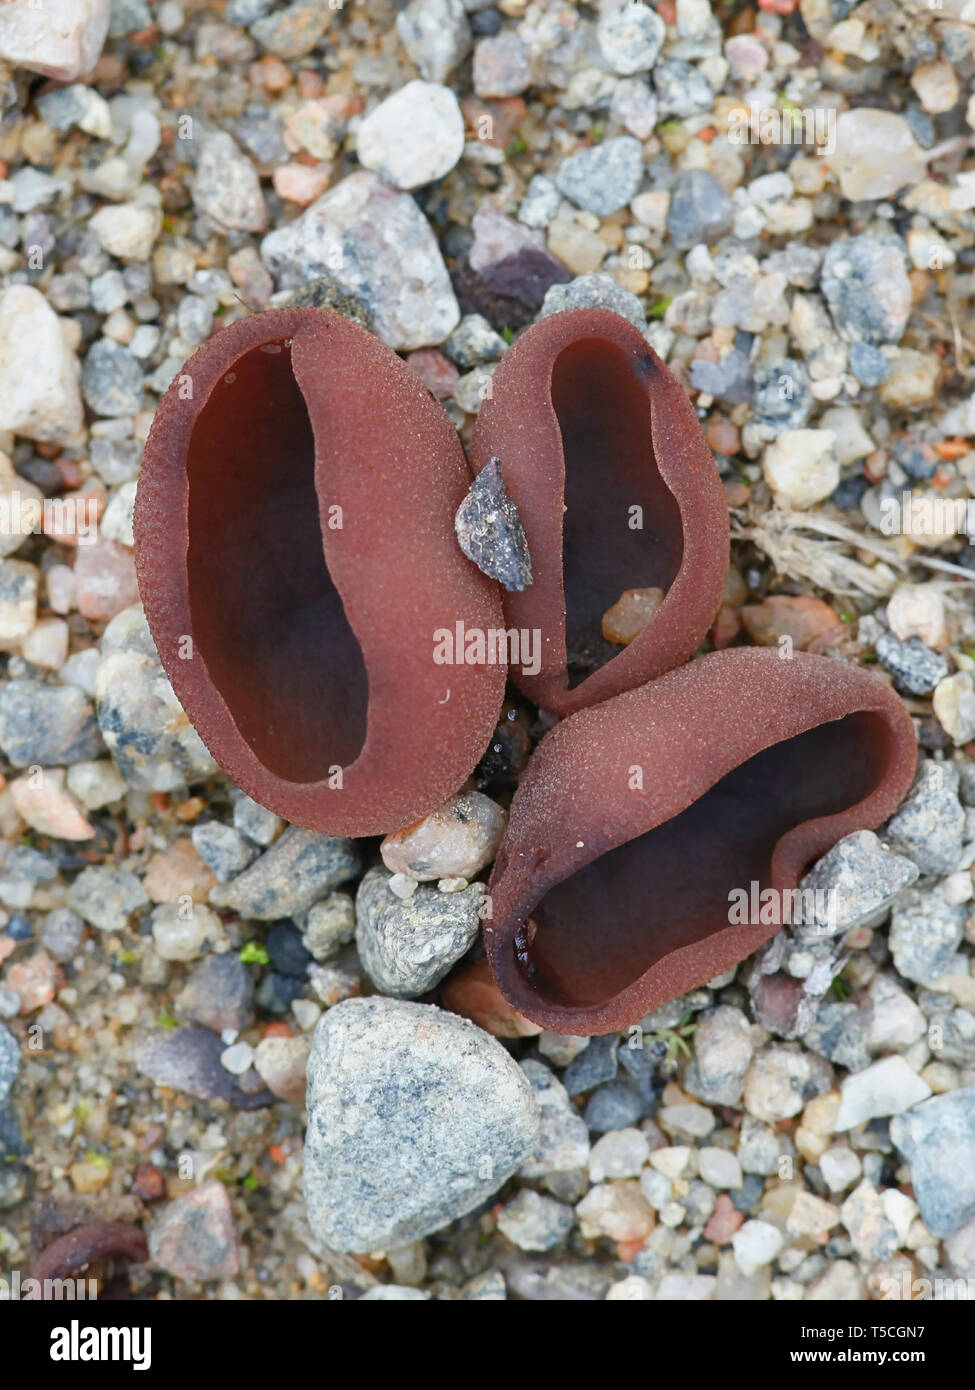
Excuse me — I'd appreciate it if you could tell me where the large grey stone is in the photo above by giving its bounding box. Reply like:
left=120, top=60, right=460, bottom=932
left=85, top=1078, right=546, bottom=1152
left=303, top=998, right=539, bottom=1252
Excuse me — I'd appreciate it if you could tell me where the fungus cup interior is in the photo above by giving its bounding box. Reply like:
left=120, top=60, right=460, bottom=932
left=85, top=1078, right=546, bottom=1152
left=551, top=338, right=683, bottom=683
left=184, top=337, right=368, bottom=784
left=518, top=711, right=893, bottom=1009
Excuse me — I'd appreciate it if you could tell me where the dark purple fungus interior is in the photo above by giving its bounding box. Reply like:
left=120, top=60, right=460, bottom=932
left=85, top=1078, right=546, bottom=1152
left=551, top=339, right=684, bottom=683
left=185, top=341, right=368, bottom=782
left=521, top=712, right=890, bottom=1010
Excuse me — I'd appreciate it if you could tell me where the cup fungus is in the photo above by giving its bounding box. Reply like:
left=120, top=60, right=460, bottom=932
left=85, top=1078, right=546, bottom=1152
left=469, top=307, right=729, bottom=716
left=134, top=308, right=506, bottom=838
left=484, top=649, right=918, bottom=1034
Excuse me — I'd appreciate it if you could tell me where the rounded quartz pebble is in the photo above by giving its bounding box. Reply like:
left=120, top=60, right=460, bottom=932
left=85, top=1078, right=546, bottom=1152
left=302, top=997, right=539, bottom=1252
left=380, top=791, right=506, bottom=881
left=496, top=1189, right=573, bottom=1251
left=253, top=1034, right=312, bottom=1104
left=356, top=80, right=464, bottom=191
left=150, top=902, right=221, bottom=962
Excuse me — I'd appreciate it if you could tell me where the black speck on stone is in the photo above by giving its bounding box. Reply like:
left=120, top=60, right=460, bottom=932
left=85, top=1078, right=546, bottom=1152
left=266, top=921, right=312, bottom=978
left=134, top=1026, right=273, bottom=1109
left=730, top=1173, right=765, bottom=1214
left=175, top=952, right=255, bottom=1034
left=583, top=1080, right=648, bottom=1132
left=256, top=971, right=306, bottom=1015
left=4, top=915, right=32, bottom=941
left=875, top=631, right=949, bottom=696
left=455, top=458, right=533, bottom=593
left=562, top=1033, right=619, bottom=1095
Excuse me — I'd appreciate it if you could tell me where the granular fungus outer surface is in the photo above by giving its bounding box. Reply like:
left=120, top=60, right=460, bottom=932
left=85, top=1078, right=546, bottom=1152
left=134, top=307, right=507, bottom=839
left=470, top=306, right=730, bottom=716
left=485, top=649, right=919, bottom=1035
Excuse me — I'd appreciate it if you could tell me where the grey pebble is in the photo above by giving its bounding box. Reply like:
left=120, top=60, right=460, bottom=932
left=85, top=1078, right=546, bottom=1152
left=95, top=605, right=217, bottom=792
left=518, top=1059, right=591, bottom=1180
left=751, top=357, right=811, bottom=430
left=654, top=60, right=714, bottom=118
left=538, top=272, right=647, bottom=330
left=875, top=632, right=949, bottom=695
left=82, top=339, right=144, bottom=417
left=848, top=341, right=891, bottom=388
left=39, top=908, right=85, bottom=961
left=67, top=865, right=148, bottom=933
left=689, top=348, right=753, bottom=405
left=666, top=170, right=733, bottom=250
left=797, top=829, right=918, bottom=936
left=445, top=314, right=507, bottom=369
left=554, top=137, right=644, bottom=217
left=889, top=886, right=967, bottom=986
left=821, top=235, right=912, bottom=346
left=890, top=1086, right=975, bottom=1237
left=175, top=953, right=255, bottom=1034
left=214, top=826, right=358, bottom=920
left=455, top=457, right=533, bottom=593
left=191, top=821, right=257, bottom=883
left=0, top=1023, right=18, bottom=1107
left=0, top=679, right=104, bottom=767
left=355, top=865, right=482, bottom=997
left=303, top=997, right=539, bottom=1251
left=562, top=1033, right=618, bottom=1094
left=887, top=761, right=965, bottom=876
left=583, top=1080, right=647, bottom=1132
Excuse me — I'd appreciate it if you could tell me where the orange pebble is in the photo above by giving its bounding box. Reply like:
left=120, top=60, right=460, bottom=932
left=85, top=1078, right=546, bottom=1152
left=935, top=438, right=969, bottom=460
left=263, top=1021, right=294, bottom=1039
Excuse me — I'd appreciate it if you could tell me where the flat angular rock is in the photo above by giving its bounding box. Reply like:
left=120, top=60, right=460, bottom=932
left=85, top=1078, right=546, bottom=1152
left=214, top=826, right=358, bottom=920
left=890, top=1086, right=975, bottom=1237
left=135, top=1026, right=273, bottom=1110
left=261, top=171, right=460, bottom=349
left=455, top=458, right=533, bottom=592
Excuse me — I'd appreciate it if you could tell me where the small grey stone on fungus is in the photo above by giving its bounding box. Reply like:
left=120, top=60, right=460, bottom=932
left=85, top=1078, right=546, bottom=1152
left=455, top=457, right=533, bottom=592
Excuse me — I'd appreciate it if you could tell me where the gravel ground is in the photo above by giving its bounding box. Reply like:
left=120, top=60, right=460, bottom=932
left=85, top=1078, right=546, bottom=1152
left=1, top=0, right=975, bottom=1303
